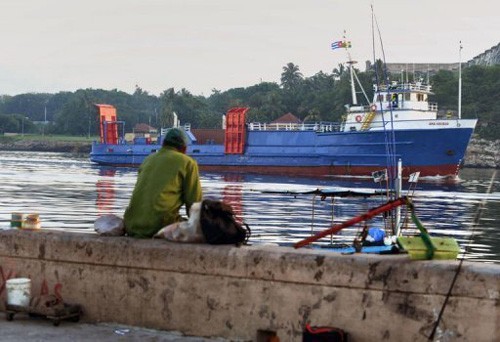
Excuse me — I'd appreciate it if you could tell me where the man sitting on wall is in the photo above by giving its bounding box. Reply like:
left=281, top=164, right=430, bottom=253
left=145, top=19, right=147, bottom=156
left=124, top=128, right=202, bottom=238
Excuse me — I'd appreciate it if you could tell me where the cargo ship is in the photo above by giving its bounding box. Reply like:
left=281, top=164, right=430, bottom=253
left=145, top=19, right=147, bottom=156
left=90, top=76, right=477, bottom=178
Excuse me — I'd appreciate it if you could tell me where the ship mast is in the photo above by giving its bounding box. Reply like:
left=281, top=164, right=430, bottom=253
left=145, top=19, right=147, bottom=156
left=342, top=29, right=358, bottom=106
left=342, top=30, right=369, bottom=106
left=347, top=59, right=358, bottom=105
left=458, top=41, right=463, bottom=119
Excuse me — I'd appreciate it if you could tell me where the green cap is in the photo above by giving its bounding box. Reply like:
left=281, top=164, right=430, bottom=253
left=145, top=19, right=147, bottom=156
left=163, top=128, right=188, bottom=149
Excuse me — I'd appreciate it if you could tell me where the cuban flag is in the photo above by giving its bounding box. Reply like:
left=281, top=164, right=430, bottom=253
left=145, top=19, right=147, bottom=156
left=331, top=40, right=352, bottom=50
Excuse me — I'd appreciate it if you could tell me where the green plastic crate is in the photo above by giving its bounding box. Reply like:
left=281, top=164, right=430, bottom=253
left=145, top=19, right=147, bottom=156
left=397, top=236, right=460, bottom=260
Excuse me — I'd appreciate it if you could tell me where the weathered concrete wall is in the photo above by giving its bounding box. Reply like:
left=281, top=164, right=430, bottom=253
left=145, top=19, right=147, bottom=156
left=0, top=230, right=498, bottom=341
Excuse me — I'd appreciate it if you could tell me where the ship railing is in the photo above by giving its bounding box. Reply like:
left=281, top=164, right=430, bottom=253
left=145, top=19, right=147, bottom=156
left=315, top=122, right=342, bottom=132
left=159, top=124, right=191, bottom=135
left=248, top=122, right=341, bottom=132
left=377, top=82, right=432, bottom=93
left=158, top=124, right=191, bottom=140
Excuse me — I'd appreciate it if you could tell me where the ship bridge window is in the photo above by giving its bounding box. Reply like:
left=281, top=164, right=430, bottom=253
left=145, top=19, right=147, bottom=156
left=377, top=94, right=384, bottom=102
left=404, top=93, right=411, bottom=101
left=417, top=94, right=424, bottom=101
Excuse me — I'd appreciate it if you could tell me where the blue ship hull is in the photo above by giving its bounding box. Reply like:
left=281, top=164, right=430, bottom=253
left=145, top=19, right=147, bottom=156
left=90, top=125, right=475, bottom=178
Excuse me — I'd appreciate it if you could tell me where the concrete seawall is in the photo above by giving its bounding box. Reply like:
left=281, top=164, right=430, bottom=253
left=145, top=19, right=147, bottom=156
left=0, top=230, right=498, bottom=341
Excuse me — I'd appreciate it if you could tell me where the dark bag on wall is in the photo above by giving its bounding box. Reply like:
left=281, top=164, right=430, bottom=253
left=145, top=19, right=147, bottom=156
left=199, top=199, right=251, bottom=246
left=303, top=324, right=348, bottom=342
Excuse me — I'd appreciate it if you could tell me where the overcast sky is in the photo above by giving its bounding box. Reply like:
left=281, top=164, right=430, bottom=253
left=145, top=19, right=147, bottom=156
left=0, top=0, right=498, bottom=96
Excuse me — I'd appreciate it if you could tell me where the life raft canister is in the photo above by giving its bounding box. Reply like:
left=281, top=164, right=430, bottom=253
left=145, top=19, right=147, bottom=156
left=355, top=115, right=363, bottom=122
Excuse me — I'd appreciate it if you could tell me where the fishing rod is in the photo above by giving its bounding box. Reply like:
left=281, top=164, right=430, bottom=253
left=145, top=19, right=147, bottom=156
left=294, top=197, right=408, bottom=249
left=371, top=5, right=398, bottom=193
left=428, top=170, right=497, bottom=341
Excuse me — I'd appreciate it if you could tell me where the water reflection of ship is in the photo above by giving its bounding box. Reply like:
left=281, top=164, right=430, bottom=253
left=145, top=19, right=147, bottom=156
left=220, top=174, right=244, bottom=222
left=96, top=168, right=116, bottom=215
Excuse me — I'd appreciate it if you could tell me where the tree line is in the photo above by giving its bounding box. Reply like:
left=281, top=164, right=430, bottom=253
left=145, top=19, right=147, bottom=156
left=0, top=62, right=498, bottom=140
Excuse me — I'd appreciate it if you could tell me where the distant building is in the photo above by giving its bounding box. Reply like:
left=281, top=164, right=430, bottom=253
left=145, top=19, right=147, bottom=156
left=130, top=123, right=158, bottom=144
left=372, top=42, right=499, bottom=76
left=382, top=62, right=459, bottom=75
left=272, top=112, right=301, bottom=124
left=269, top=113, right=302, bottom=130
left=133, top=123, right=157, bottom=135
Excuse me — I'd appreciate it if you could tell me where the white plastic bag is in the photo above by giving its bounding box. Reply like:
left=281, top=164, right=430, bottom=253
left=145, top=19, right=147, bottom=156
left=94, top=214, right=125, bottom=236
left=154, top=202, right=204, bottom=242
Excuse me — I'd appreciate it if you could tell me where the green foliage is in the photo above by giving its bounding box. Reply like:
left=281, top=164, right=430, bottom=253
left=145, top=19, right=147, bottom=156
left=0, top=63, right=498, bottom=140
left=159, top=88, right=216, bottom=129
left=2, top=93, right=51, bottom=121
left=429, top=65, right=500, bottom=139
left=0, top=114, right=21, bottom=133
left=0, top=114, right=35, bottom=134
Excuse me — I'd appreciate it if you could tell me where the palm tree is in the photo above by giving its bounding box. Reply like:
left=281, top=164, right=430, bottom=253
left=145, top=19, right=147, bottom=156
left=280, top=63, right=303, bottom=90
left=332, top=63, right=345, bottom=79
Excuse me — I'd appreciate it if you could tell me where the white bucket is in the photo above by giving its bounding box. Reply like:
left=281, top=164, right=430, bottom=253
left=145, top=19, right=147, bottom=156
left=6, top=278, right=31, bottom=307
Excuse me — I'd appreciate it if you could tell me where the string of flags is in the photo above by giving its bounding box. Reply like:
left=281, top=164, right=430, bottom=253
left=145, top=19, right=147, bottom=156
left=331, top=40, right=352, bottom=50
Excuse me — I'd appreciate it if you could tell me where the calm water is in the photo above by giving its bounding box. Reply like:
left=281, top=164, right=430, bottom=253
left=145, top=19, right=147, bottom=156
left=0, top=151, right=499, bottom=263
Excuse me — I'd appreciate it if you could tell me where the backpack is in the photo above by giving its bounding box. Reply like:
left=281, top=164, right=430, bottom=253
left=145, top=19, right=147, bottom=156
left=199, top=199, right=251, bottom=246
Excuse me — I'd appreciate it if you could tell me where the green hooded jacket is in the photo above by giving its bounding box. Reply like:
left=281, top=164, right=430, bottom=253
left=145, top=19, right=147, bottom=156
left=124, top=146, right=202, bottom=238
